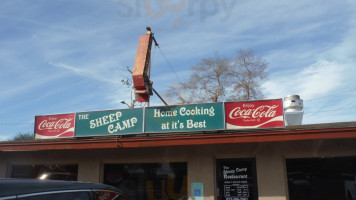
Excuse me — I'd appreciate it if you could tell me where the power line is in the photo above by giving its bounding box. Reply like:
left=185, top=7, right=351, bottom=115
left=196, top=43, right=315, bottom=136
left=0, top=122, right=34, bottom=126
left=303, top=87, right=356, bottom=113
left=150, top=45, right=157, bottom=78
left=307, top=106, right=356, bottom=114
left=304, top=87, right=356, bottom=102
left=157, top=46, right=183, bottom=83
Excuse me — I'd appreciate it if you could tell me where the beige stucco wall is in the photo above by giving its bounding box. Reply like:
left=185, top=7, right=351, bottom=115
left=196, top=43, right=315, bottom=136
left=256, top=143, right=288, bottom=200
left=2, top=138, right=356, bottom=200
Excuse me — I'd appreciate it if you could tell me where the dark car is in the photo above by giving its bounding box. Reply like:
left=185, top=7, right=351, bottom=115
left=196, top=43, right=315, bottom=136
left=0, top=178, right=128, bottom=200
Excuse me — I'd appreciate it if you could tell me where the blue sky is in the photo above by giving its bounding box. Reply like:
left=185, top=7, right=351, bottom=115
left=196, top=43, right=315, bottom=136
left=0, top=0, right=356, bottom=141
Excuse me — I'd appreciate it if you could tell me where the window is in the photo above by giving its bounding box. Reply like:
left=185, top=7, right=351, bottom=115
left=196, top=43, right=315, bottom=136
left=286, top=156, right=356, bottom=200
left=104, top=163, right=187, bottom=200
left=10, top=164, right=78, bottom=181
left=216, top=158, right=258, bottom=200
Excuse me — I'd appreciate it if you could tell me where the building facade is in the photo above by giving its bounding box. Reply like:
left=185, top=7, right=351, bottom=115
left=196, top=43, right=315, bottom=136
left=1, top=122, right=356, bottom=200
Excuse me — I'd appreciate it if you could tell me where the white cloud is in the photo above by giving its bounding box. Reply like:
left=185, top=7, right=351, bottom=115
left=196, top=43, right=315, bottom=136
left=263, top=49, right=356, bottom=125
left=297, top=61, right=345, bottom=99
left=260, top=0, right=356, bottom=125
left=48, top=61, right=121, bottom=84
left=0, top=135, right=10, bottom=141
left=0, top=70, right=64, bottom=102
left=263, top=60, right=346, bottom=100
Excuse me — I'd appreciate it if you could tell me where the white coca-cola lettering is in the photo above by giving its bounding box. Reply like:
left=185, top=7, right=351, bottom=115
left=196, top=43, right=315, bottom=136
left=38, top=118, right=73, bottom=130
left=229, top=105, right=278, bottom=119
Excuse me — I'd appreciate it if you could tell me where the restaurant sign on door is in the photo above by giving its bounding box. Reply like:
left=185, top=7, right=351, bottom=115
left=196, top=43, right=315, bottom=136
left=34, top=113, right=75, bottom=139
left=225, top=99, right=284, bottom=129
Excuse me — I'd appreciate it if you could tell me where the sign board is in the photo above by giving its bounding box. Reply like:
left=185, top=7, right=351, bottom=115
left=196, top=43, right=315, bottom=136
left=34, top=113, right=75, bottom=139
left=34, top=99, right=287, bottom=139
left=225, top=99, right=284, bottom=129
left=191, top=182, right=204, bottom=200
left=75, top=108, right=143, bottom=137
left=132, top=33, right=152, bottom=102
left=216, top=158, right=258, bottom=200
left=145, top=103, right=224, bottom=133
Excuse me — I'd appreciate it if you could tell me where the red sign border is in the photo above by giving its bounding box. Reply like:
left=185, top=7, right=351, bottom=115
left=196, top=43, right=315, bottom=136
left=224, top=99, right=285, bottom=129
left=34, top=113, right=76, bottom=139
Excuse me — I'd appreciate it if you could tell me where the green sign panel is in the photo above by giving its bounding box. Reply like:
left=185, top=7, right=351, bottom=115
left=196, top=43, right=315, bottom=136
left=145, top=103, right=224, bottom=133
left=75, top=108, right=143, bottom=136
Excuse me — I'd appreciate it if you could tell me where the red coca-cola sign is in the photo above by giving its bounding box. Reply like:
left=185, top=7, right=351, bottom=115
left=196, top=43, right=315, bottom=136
left=35, top=113, right=75, bottom=139
left=225, top=100, right=284, bottom=129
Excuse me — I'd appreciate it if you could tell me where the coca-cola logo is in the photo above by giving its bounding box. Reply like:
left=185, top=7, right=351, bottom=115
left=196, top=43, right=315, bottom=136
left=228, top=105, right=278, bottom=119
left=38, top=118, right=73, bottom=130
left=225, top=100, right=284, bottom=129
left=35, top=113, right=75, bottom=139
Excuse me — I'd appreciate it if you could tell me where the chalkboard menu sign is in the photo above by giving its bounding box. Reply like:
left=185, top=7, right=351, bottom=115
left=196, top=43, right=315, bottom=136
left=216, top=158, right=258, bottom=200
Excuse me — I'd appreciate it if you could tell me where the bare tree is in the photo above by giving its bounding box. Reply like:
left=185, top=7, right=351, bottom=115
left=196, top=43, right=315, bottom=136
left=167, top=56, right=232, bottom=104
left=11, top=132, right=33, bottom=141
left=120, top=66, right=144, bottom=108
left=228, top=49, right=268, bottom=101
left=166, top=49, right=268, bottom=104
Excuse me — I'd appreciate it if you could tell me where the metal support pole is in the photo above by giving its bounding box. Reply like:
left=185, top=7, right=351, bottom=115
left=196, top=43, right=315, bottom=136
left=152, top=87, right=168, bottom=106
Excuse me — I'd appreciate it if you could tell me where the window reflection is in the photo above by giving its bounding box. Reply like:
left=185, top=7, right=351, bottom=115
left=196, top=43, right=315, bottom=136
left=10, top=164, right=78, bottom=181
left=104, top=163, right=187, bottom=200
left=287, top=157, right=356, bottom=200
